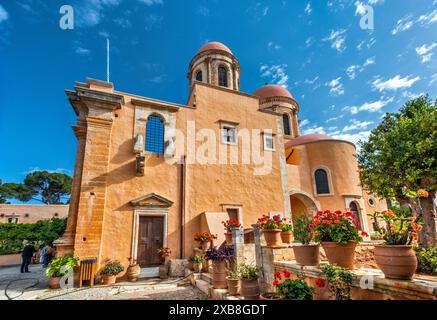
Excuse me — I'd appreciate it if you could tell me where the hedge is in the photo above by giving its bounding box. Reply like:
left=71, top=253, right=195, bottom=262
left=0, top=218, right=66, bottom=255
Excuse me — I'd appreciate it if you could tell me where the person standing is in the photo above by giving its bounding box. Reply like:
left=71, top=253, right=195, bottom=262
left=21, top=241, right=36, bottom=273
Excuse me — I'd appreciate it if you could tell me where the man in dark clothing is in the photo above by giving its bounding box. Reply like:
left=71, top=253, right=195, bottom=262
left=21, top=242, right=36, bottom=273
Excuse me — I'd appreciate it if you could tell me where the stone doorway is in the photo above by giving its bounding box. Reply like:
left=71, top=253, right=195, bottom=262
left=136, top=216, right=164, bottom=267
left=289, top=191, right=320, bottom=225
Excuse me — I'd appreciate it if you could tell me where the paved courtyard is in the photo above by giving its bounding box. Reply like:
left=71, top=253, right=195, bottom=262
left=0, top=264, right=206, bottom=300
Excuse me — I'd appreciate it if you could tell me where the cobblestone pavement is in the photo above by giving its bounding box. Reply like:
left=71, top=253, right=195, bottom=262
left=0, top=264, right=206, bottom=300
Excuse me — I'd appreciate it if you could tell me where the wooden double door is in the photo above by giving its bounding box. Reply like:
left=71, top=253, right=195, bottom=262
left=136, top=216, right=164, bottom=267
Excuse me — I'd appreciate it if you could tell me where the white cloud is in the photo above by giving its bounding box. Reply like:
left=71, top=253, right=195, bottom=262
left=113, top=17, right=131, bottom=28
left=304, top=2, right=312, bottom=15
left=392, top=15, right=414, bottom=35
left=145, top=14, right=163, bottom=30
left=342, top=119, right=374, bottom=132
left=346, top=56, right=375, bottom=80
left=326, top=115, right=343, bottom=123
left=196, top=6, right=210, bottom=16
left=368, top=0, right=384, bottom=4
left=138, top=0, right=163, bottom=5
left=303, top=126, right=326, bottom=135
left=75, top=47, right=91, bottom=55
left=323, top=29, right=347, bottom=53
left=417, top=10, right=437, bottom=25
left=354, top=1, right=366, bottom=16
left=326, top=77, right=345, bottom=96
left=392, top=10, right=437, bottom=35
left=0, top=4, right=8, bottom=23
left=429, top=74, right=437, bottom=86
left=372, top=75, right=420, bottom=91
left=76, top=0, right=122, bottom=27
left=401, top=91, right=425, bottom=100
left=300, top=119, right=310, bottom=127
left=305, top=37, right=314, bottom=48
left=357, top=37, right=376, bottom=51
left=331, top=131, right=371, bottom=145
left=415, top=43, right=437, bottom=63
left=260, top=64, right=289, bottom=88
left=268, top=41, right=281, bottom=49
left=343, top=97, right=393, bottom=114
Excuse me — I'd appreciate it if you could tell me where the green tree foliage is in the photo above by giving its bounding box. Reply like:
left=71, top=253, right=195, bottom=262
left=0, top=171, right=72, bottom=204
left=357, top=95, right=437, bottom=246
left=0, top=218, right=67, bottom=255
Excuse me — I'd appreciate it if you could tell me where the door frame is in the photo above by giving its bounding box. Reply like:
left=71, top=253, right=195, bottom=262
left=131, top=208, right=168, bottom=263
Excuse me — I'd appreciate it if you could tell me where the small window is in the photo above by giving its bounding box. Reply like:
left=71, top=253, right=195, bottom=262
left=368, top=198, right=375, bottom=206
left=24, top=213, right=29, bottom=218
left=226, top=209, right=238, bottom=221
left=283, top=114, right=291, bottom=136
left=8, top=218, right=18, bottom=224
left=218, top=66, right=228, bottom=87
left=222, top=126, right=236, bottom=144
left=195, top=70, right=203, bottom=82
left=145, top=115, right=165, bottom=154
left=263, top=133, right=275, bottom=151
left=315, top=169, right=330, bottom=194
left=54, top=213, right=59, bottom=217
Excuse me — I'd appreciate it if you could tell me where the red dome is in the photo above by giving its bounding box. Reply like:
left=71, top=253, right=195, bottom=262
left=285, top=134, right=331, bottom=147
left=253, top=84, right=293, bottom=99
left=198, top=42, right=232, bottom=54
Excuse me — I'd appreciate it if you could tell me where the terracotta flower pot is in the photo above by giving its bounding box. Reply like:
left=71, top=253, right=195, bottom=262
left=259, top=292, right=281, bottom=300
left=159, top=264, right=169, bottom=279
left=200, top=240, right=211, bottom=251
left=226, top=277, right=240, bottom=295
left=188, top=261, right=195, bottom=271
left=225, top=232, right=233, bottom=246
left=293, top=244, right=320, bottom=266
left=212, top=260, right=228, bottom=289
left=127, top=264, right=141, bottom=282
left=321, top=241, right=356, bottom=269
left=281, top=231, right=293, bottom=244
left=102, top=274, right=117, bottom=285
left=240, top=279, right=260, bottom=299
left=49, top=277, right=61, bottom=289
left=374, top=245, right=417, bottom=280
left=262, top=229, right=282, bottom=247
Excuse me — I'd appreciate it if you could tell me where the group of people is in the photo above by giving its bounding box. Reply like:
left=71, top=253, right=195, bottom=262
left=20, top=240, right=57, bottom=273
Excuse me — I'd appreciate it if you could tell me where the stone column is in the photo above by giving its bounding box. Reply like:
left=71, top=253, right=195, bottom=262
left=232, top=228, right=244, bottom=268
left=253, top=227, right=267, bottom=292
left=73, top=116, right=113, bottom=264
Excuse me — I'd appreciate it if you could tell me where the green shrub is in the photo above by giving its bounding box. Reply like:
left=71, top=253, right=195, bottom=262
left=237, top=263, right=259, bottom=280
left=292, top=214, right=313, bottom=245
left=45, top=255, right=79, bottom=278
left=416, top=246, right=437, bottom=275
left=0, top=218, right=66, bottom=255
left=101, top=260, right=124, bottom=276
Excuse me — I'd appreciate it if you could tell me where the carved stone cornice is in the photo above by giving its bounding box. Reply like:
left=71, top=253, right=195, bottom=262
left=86, top=116, right=113, bottom=129
left=72, top=125, right=87, bottom=139
left=131, top=98, right=181, bottom=112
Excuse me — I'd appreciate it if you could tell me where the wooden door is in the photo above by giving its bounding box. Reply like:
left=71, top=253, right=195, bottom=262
left=137, top=216, right=164, bottom=267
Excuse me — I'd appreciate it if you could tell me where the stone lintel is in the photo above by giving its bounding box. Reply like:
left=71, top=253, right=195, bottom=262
left=131, top=97, right=181, bottom=112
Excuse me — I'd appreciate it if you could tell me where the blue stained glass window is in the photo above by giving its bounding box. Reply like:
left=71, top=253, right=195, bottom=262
left=145, top=115, right=165, bottom=154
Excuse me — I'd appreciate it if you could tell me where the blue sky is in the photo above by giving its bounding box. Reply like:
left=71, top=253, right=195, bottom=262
left=0, top=0, right=436, bottom=194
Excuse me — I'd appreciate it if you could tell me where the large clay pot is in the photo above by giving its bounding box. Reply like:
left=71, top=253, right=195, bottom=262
left=240, top=279, right=260, bottom=299
left=212, top=260, right=228, bottom=289
left=259, top=292, right=281, bottom=300
left=225, top=232, right=233, bottom=246
left=188, top=261, right=195, bottom=271
left=374, top=245, right=417, bottom=280
left=159, top=264, right=169, bottom=279
left=102, top=274, right=117, bottom=285
left=281, top=231, right=293, bottom=244
left=127, top=264, right=141, bottom=282
left=49, top=277, right=61, bottom=289
left=262, top=229, right=282, bottom=247
left=200, top=240, right=211, bottom=251
left=293, top=244, right=320, bottom=266
left=321, top=241, right=356, bottom=269
left=226, top=277, right=240, bottom=295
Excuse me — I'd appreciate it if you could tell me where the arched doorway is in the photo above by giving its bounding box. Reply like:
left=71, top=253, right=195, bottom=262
left=349, top=201, right=364, bottom=229
left=289, top=191, right=319, bottom=225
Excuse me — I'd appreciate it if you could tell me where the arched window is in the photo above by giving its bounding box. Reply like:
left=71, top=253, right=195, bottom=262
left=145, top=115, right=165, bottom=154
left=350, top=201, right=359, bottom=216
left=283, top=114, right=291, bottom=136
left=315, top=169, right=330, bottom=194
left=218, top=66, right=228, bottom=87
left=195, top=70, right=203, bottom=82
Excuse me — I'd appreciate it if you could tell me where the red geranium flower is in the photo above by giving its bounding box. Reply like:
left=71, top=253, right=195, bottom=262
left=315, top=278, right=325, bottom=288
left=272, top=280, right=279, bottom=286
left=274, top=271, right=281, bottom=278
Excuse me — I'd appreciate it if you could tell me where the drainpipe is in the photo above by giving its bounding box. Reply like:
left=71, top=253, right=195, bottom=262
left=180, top=155, right=186, bottom=259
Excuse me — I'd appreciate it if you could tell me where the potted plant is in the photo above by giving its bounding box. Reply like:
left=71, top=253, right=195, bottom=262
left=158, top=247, right=171, bottom=279
left=101, top=259, right=124, bottom=285
left=188, top=256, right=196, bottom=271
left=45, top=255, right=79, bottom=289
left=261, top=270, right=314, bottom=300
left=194, top=232, right=217, bottom=251
left=205, top=246, right=234, bottom=289
left=280, top=218, right=293, bottom=244
left=126, top=257, right=140, bottom=282
left=256, top=214, right=283, bottom=247
left=292, top=215, right=320, bottom=266
left=221, top=218, right=242, bottom=245
left=317, top=264, right=353, bottom=300
left=371, top=209, right=422, bottom=279
left=311, top=210, right=367, bottom=269
left=192, top=255, right=204, bottom=273
left=226, top=269, right=241, bottom=295
left=238, top=263, right=260, bottom=299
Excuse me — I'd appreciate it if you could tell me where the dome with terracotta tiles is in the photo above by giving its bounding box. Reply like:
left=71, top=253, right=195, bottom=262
left=253, top=84, right=294, bottom=99
left=285, top=134, right=332, bottom=147
left=197, top=41, right=233, bottom=54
